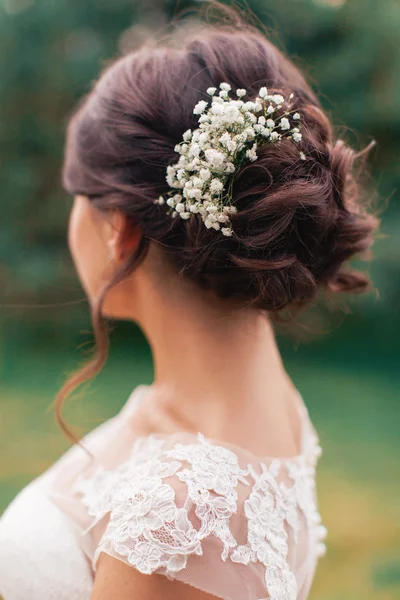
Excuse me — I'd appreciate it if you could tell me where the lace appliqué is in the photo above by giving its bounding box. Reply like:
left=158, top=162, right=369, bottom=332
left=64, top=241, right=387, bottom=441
left=77, top=433, right=326, bottom=599
left=166, top=434, right=249, bottom=560
left=231, top=461, right=299, bottom=600
left=286, top=451, right=327, bottom=559
left=77, top=434, right=248, bottom=576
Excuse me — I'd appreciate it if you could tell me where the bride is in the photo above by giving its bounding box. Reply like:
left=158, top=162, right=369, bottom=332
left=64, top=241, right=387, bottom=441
left=0, top=4, right=377, bottom=600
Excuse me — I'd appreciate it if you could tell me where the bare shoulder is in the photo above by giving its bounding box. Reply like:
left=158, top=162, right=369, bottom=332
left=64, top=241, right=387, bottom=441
left=91, top=553, right=219, bottom=600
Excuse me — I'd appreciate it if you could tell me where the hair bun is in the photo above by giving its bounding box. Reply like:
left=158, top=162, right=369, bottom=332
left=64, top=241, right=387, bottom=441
left=64, top=22, right=378, bottom=313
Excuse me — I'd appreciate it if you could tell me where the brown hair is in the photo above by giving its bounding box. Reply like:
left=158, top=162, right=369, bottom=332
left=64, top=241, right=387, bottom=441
left=58, top=5, right=378, bottom=436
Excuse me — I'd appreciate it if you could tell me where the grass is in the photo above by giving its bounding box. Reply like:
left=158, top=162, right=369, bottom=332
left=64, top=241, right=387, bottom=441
left=0, top=341, right=399, bottom=600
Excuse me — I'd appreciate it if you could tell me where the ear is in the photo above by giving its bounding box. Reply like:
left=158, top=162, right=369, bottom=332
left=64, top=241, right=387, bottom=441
left=106, top=211, right=142, bottom=263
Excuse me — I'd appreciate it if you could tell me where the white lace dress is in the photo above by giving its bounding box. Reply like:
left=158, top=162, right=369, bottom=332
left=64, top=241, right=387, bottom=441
left=0, top=385, right=327, bottom=600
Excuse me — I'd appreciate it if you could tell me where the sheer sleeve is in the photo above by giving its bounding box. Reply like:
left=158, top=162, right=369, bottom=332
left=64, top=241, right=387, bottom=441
left=73, top=433, right=326, bottom=600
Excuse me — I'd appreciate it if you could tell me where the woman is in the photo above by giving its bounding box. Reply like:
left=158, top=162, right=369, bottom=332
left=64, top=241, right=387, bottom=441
left=0, top=6, right=377, bottom=600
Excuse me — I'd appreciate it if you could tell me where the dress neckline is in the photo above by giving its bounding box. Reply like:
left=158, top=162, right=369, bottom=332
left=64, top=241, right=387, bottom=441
left=120, top=383, right=321, bottom=465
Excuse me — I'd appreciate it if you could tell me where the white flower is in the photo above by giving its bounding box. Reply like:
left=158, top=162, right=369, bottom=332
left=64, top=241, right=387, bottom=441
left=224, top=104, right=243, bottom=124
left=270, top=131, right=280, bottom=141
left=245, top=144, right=258, bottom=162
left=258, top=116, right=266, bottom=126
left=236, top=88, right=246, bottom=97
left=186, top=188, right=202, bottom=200
left=210, top=179, right=224, bottom=194
left=205, top=148, right=226, bottom=168
left=207, top=87, right=217, bottom=96
left=219, top=132, right=232, bottom=147
left=280, top=117, right=290, bottom=131
left=225, top=205, right=237, bottom=215
left=243, top=101, right=256, bottom=112
left=211, top=103, right=225, bottom=116
left=219, top=132, right=237, bottom=152
left=175, top=203, right=185, bottom=213
left=198, top=132, right=209, bottom=145
left=293, top=131, right=302, bottom=142
left=183, top=129, right=192, bottom=141
left=235, top=132, right=247, bottom=143
left=259, top=86, right=268, bottom=98
left=156, top=196, right=165, bottom=205
left=188, top=143, right=201, bottom=158
left=220, top=82, right=231, bottom=92
left=166, top=197, right=176, bottom=208
left=293, top=112, right=301, bottom=120
left=272, top=94, right=284, bottom=104
left=245, top=127, right=256, bottom=140
left=266, top=119, right=275, bottom=129
left=300, top=152, right=306, bottom=160
left=199, top=168, right=211, bottom=181
left=212, top=95, right=224, bottom=105
left=221, top=227, right=233, bottom=236
left=217, top=213, right=229, bottom=223
left=191, top=177, right=203, bottom=188
left=266, top=105, right=275, bottom=114
left=187, top=159, right=199, bottom=171
left=193, top=100, right=208, bottom=115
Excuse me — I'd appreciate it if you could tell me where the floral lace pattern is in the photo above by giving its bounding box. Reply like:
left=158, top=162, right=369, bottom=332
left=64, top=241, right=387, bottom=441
left=165, top=434, right=249, bottom=560
left=77, top=432, right=326, bottom=599
left=231, top=464, right=298, bottom=600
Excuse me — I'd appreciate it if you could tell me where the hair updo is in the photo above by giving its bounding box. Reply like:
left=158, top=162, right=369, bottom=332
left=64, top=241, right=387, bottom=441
left=64, top=16, right=377, bottom=312
left=59, top=6, right=378, bottom=435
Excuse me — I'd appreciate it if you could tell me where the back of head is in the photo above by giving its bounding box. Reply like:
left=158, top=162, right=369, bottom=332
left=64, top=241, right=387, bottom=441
left=63, top=6, right=378, bottom=313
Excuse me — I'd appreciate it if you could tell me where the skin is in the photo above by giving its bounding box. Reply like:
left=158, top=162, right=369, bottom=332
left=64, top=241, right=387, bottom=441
left=69, top=194, right=303, bottom=600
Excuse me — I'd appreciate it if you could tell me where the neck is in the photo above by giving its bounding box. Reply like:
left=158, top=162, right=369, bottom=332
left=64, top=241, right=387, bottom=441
left=131, top=269, right=293, bottom=439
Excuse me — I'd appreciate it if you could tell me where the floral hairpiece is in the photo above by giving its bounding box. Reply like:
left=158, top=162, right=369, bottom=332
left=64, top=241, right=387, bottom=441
left=155, top=83, right=304, bottom=236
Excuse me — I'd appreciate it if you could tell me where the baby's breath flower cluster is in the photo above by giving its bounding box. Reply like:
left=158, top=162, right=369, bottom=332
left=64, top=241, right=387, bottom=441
left=155, top=83, right=304, bottom=236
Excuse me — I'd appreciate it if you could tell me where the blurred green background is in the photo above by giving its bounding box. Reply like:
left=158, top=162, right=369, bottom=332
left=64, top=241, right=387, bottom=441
left=0, top=0, right=399, bottom=599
